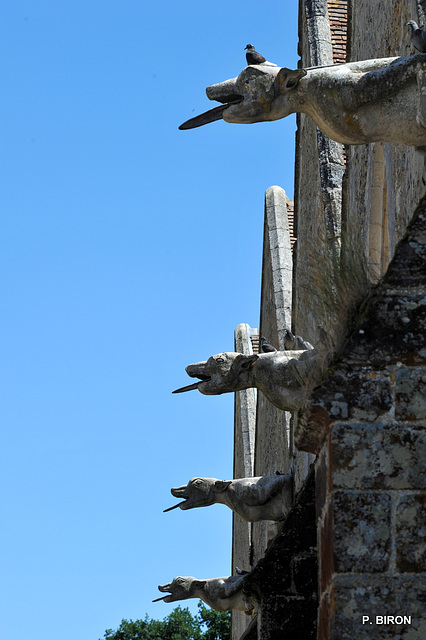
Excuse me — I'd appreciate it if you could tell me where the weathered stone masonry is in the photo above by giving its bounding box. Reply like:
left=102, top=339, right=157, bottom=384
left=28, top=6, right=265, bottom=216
left=297, top=198, right=426, bottom=638
left=232, top=1, right=426, bottom=638
left=241, top=467, right=318, bottom=640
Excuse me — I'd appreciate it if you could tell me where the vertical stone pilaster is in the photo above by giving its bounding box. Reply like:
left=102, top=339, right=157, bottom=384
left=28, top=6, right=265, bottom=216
left=233, top=323, right=258, bottom=640
left=254, top=187, right=294, bottom=562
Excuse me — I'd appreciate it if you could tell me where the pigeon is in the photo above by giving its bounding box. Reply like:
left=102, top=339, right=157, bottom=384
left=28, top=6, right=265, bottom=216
left=235, top=567, right=250, bottom=576
left=284, top=329, right=314, bottom=351
left=406, top=20, right=426, bottom=53
left=284, top=329, right=297, bottom=350
left=260, top=336, right=277, bottom=353
left=245, top=44, right=266, bottom=65
left=244, top=44, right=277, bottom=67
left=295, top=335, right=314, bottom=351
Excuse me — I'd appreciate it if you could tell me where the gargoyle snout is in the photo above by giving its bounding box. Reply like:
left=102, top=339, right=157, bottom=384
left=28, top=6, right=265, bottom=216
left=171, top=485, right=188, bottom=499
left=163, top=485, right=190, bottom=512
left=185, top=362, right=210, bottom=379
left=152, top=583, right=172, bottom=602
left=206, top=79, right=242, bottom=105
left=172, top=362, right=211, bottom=394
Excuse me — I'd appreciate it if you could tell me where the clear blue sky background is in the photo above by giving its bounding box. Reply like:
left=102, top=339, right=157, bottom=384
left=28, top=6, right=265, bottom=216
left=0, top=2, right=299, bottom=639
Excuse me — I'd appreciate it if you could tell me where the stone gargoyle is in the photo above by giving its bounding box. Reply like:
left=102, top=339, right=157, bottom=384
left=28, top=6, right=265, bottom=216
left=153, top=574, right=255, bottom=613
left=179, top=54, right=426, bottom=152
left=173, top=349, right=317, bottom=412
left=164, top=474, right=292, bottom=521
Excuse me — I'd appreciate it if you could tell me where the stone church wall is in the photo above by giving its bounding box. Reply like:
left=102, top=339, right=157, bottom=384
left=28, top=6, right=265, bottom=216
left=231, top=1, right=426, bottom=638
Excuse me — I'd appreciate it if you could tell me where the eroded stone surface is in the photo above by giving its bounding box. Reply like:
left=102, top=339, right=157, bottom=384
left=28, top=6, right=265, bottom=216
left=329, top=575, right=426, bottom=639
left=395, top=493, right=426, bottom=572
left=332, top=491, right=391, bottom=572
left=330, top=422, right=426, bottom=490
left=309, top=367, right=393, bottom=421
left=342, top=294, right=426, bottom=366
left=395, top=368, right=426, bottom=420
left=298, top=195, right=426, bottom=454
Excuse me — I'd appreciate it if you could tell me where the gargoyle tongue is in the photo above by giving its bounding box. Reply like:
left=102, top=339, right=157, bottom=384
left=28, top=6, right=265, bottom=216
left=163, top=485, right=189, bottom=511
left=163, top=502, right=186, bottom=513
left=179, top=98, right=242, bottom=130
left=153, top=583, right=173, bottom=602
left=172, top=378, right=211, bottom=394
left=172, top=381, right=202, bottom=393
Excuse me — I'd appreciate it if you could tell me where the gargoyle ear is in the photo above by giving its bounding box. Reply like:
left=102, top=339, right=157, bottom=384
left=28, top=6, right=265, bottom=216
left=275, top=67, right=307, bottom=91
left=215, top=480, right=232, bottom=493
left=192, top=580, right=207, bottom=590
left=235, top=354, right=259, bottom=371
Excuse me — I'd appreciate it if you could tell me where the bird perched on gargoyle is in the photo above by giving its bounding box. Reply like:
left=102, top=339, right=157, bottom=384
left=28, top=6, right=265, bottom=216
left=260, top=336, right=277, bottom=353
left=245, top=44, right=266, bottom=64
left=244, top=44, right=277, bottom=66
left=406, top=20, right=426, bottom=53
left=284, top=329, right=314, bottom=351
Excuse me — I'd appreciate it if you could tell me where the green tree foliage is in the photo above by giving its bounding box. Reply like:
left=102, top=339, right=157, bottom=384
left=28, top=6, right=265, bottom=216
left=99, top=603, right=231, bottom=640
left=197, top=604, right=231, bottom=640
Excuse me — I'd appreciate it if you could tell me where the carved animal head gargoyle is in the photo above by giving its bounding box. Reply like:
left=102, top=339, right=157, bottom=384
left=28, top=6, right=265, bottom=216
left=154, top=576, right=203, bottom=603
left=164, top=474, right=293, bottom=522
left=153, top=574, right=255, bottom=613
left=180, top=55, right=426, bottom=152
left=179, top=65, right=306, bottom=129
left=173, top=349, right=317, bottom=412
left=173, top=352, right=258, bottom=395
left=165, top=477, right=230, bottom=511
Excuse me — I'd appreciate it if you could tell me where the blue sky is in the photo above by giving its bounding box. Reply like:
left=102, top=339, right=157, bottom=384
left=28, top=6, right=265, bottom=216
left=0, top=2, right=299, bottom=639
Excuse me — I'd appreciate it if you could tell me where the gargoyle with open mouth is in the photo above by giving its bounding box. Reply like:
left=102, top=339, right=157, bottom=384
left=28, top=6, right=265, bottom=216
left=173, top=349, right=317, bottom=412
left=180, top=55, right=426, bottom=152
left=153, top=574, right=255, bottom=613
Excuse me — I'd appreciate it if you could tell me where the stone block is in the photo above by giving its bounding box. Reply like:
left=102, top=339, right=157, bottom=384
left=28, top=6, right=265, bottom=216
left=396, top=493, right=426, bottom=572
left=332, top=491, right=391, bottom=572
left=309, top=367, right=393, bottom=422
left=330, top=422, right=426, bottom=490
left=341, top=293, right=426, bottom=366
left=305, top=0, right=328, bottom=19
left=395, top=368, right=426, bottom=420
left=327, top=575, right=426, bottom=639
